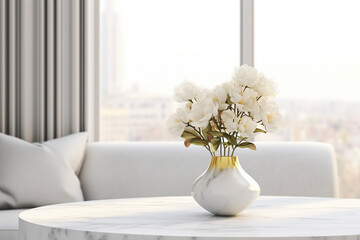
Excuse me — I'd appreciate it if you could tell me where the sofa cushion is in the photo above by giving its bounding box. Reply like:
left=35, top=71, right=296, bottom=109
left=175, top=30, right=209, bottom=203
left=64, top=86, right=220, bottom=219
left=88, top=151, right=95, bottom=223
left=0, top=208, right=26, bottom=240
left=42, top=133, right=88, bottom=175
left=0, top=133, right=88, bottom=209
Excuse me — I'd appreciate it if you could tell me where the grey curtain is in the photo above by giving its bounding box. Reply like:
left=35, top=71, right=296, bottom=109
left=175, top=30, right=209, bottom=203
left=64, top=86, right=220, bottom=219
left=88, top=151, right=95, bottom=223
left=0, top=0, right=99, bottom=142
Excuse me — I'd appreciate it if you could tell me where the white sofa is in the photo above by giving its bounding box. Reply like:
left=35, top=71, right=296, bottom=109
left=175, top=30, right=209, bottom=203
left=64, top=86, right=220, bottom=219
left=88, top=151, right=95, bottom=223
left=0, top=141, right=339, bottom=240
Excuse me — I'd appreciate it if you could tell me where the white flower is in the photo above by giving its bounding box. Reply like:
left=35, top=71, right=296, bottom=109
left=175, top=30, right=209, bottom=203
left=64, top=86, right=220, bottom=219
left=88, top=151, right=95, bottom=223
left=166, top=108, right=189, bottom=137
left=213, top=85, right=228, bottom=111
left=229, top=86, right=242, bottom=108
left=233, top=64, right=258, bottom=87
left=190, top=98, right=218, bottom=129
left=173, top=80, right=201, bottom=102
left=221, top=110, right=239, bottom=133
left=185, top=102, right=192, bottom=112
left=238, top=116, right=257, bottom=138
left=229, top=86, right=259, bottom=112
left=222, top=110, right=257, bottom=136
left=196, top=88, right=212, bottom=101
left=222, top=80, right=237, bottom=93
left=249, top=100, right=263, bottom=122
left=253, top=74, right=277, bottom=97
left=259, top=101, right=284, bottom=132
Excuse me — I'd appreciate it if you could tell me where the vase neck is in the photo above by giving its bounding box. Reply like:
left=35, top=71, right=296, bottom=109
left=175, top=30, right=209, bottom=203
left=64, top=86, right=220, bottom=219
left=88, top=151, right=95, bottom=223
left=209, top=156, right=239, bottom=170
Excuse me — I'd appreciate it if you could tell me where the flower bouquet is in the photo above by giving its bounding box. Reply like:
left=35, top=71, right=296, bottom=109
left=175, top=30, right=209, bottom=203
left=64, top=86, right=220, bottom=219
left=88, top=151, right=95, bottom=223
left=167, top=64, right=283, bottom=156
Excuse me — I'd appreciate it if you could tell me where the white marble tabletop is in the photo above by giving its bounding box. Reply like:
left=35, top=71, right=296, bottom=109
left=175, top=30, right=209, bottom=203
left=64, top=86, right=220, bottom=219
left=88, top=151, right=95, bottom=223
left=19, top=196, right=360, bottom=240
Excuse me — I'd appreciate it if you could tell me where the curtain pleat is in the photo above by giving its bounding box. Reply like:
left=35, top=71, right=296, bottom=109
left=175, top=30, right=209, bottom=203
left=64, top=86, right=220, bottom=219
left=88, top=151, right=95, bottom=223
left=21, top=0, right=37, bottom=141
left=0, top=0, right=6, bottom=134
left=46, top=0, right=55, bottom=140
left=54, top=0, right=63, bottom=139
left=8, top=0, right=17, bottom=136
left=39, top=0, right=46, bottom=141
left=0, top=0, right=99, bottom=142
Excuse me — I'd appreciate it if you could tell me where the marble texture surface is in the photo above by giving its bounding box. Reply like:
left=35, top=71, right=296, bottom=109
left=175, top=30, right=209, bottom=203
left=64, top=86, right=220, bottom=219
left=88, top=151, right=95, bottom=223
left=192, top=157, right=260, bottom=216
left=19, top=196, right=360, bottom=240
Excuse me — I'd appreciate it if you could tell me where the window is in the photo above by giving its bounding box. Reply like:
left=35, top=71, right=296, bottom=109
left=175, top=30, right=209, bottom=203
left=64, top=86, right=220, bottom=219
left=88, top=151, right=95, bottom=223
left=255, top=0, right=360, bottom=197
left=100, top=0, right=360, bottom=198
left=100, top=0, right=240, bottom=141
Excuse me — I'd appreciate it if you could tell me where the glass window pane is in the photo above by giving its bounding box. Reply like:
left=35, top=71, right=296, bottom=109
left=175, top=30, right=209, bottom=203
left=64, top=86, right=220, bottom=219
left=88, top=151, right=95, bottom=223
left=255, top=0, right=360, bottom=198
left=100, top=0, right=240, bottom=141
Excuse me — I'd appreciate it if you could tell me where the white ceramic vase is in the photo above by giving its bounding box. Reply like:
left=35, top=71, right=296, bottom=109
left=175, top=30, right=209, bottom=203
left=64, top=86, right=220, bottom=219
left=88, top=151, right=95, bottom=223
left=192, top=156, right=260, bottom=216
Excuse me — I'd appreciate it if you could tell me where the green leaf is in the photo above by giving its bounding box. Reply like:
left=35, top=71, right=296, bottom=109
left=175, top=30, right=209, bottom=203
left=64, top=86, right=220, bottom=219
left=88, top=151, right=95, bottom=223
left=184, top=139, right=192, bottom=148
left=202, top=123, right=212, bottom=133
left=202, top=123, right=213, bottom=141
left=224, top=133, right=237, bottom=145
left=189, top=138, right=208, bottom=147
left=238, top=142, right=256, bottom=151
left=209, top=138, right=221, bottom=152
left=181, top=129, right=201, bottom=139
left=254, top=128, right=267, bottom=134
left=208, top=131, right=237, bottom=145
left=208, top=131, right=224, bottom=137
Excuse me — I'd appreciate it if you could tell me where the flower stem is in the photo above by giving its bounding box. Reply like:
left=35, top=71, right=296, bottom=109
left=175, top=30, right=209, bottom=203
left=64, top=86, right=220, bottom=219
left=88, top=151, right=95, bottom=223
left=231, top=146, right=236, bottom=156
left=220, top=139, right=222, bottom=156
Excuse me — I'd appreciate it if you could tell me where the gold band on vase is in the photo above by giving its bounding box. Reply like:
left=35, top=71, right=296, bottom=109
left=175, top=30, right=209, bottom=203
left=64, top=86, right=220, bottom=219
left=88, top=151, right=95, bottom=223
left=209, top=156, right=239, bottom=170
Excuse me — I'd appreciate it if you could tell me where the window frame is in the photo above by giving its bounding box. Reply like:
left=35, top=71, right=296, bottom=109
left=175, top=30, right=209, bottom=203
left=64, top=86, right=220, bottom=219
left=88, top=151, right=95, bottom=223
left=241, top=0, right=254, bottom=66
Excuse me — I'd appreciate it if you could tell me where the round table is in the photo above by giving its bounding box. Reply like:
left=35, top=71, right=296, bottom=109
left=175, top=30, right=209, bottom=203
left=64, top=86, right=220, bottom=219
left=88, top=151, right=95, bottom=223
left=19, top=196, right=360, bottom=240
